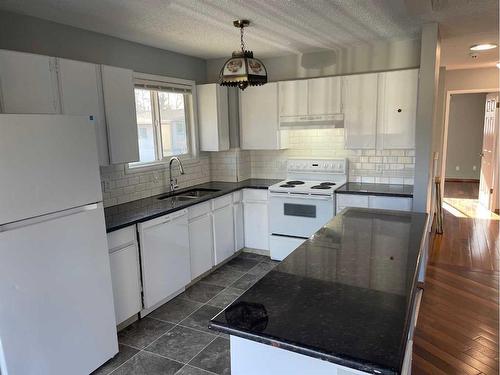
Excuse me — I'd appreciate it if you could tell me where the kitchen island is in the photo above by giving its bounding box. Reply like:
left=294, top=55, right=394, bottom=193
left=209, top=207, right=427, bottom=375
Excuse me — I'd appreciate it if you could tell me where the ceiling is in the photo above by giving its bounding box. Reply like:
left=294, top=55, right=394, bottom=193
left=0, top=0, right=498, bottom=66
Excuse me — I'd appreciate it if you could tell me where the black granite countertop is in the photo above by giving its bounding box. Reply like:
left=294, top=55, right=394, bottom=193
left=210, top=208, right=427, bottom=375
left=336, top=182, right=413, bottom=197
left=104, top=179, right=279, bottom=232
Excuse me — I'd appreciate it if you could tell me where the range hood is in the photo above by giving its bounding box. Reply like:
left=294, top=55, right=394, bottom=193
left=279, top=113, right=344, bottom=129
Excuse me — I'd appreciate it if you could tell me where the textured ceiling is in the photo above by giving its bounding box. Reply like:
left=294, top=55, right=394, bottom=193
left=0, top=0, right=498, bottom=61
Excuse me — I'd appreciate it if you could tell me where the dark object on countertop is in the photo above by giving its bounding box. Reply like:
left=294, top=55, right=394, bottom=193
left=225, top=302, right=268, bottom=332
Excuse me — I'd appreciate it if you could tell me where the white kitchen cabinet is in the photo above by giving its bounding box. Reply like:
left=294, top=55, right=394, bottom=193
left=0, top=49, right=59, bottom=114
left=308, top=76, right=342, bottom=115
left=336, top=193, right=412, bottom=214
left=378, top=69, right=418, bottom=149
left=57, top=58, right=110, bottom=165
left=197, top=83, right=230, bottom=151
left=233, top=191, right=245, bottom=251
left=101, top=65, right=140, bottom=164
left=243, top=189, right=269, bottom=250
left=188, top=202, right=214, bottom=280
left=107, top=226, right=142, bottom=326
left=240, top=82, right=288, bottom=150
left=138, top=210, right=190, bottom=309
left=212, top=196, right=235, bottom=265
left=279, top=80, right=308, bottom=117
left=343, top=73, right=378, bottom=149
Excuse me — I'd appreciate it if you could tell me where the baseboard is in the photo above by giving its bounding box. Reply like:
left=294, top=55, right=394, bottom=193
left=444, top=178, right=479, bottom=183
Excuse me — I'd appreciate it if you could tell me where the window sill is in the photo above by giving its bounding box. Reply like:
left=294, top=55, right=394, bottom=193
left=125, top=154, right=198, bottom=174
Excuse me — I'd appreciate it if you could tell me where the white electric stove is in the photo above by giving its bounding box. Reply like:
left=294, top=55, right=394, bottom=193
left=268, top=158, right=347, bottom=261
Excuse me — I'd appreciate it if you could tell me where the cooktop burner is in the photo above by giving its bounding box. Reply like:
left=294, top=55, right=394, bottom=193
left=280, top=184, right=295, bottom=188
left=311, top=185, right=332, bottom=189
left=320, top=182, right=336, bottom=186
left=285, top=180, right=305, bottom=185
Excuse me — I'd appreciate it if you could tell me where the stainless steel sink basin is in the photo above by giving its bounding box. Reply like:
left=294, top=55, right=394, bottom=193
left=157, top=188, right=220, bottom=201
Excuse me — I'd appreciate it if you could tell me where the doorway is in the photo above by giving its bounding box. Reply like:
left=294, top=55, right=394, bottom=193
left=442, top=92, right=499, bottom=219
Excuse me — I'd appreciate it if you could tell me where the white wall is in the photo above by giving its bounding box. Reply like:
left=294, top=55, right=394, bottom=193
left=445, top=93, right=486, bottom=180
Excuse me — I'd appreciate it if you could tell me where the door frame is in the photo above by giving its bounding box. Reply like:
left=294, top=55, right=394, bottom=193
left=440, top=88, right=499, bottom=210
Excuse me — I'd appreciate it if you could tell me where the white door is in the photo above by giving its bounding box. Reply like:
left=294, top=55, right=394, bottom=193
left=0, top=50, right=59, bottom=114
left=378, top=69, right=418, bottom=149
left=343, top=73, right=378, bottom=149
left=279, top=80, right=308, bottom=117
left=240, top=82, right=284, bottom=150
left=479, top=93, right=499, bottom=209
left=308, top=76, right=342, bottom=115
left=109, top=244, right=142, bottom=325
left=57, top=58, right=110, bottom=165
left=0, top=205, right=117, bottom=375
left=189, top=213, right=214, bottom=279
left=101, top=65, right=140, bottom=164
left=139, top=211, right=190, bottom=309
left=244, top=201, right=269, bottom=250
left=213, top=205, right=235, bottom=265
left=234, top=202, right=245, bottom=251
left=0, top=115, right=102, bottom=224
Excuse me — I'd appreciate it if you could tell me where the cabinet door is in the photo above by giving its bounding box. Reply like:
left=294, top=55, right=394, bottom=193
left=234, top=202, right=245, bottom=251
left=58, top=58, right=109, bottom=165
left=308, top=76, right=341, bottom=115
left=101, top=65, right=140, bottom=164
left=213, top=205, right=235, bottom=265
left=368, top=196, right=412, bottom=211
left=197, top=83, right=229, bottom=151
left=139, top=213, right=190, bottom=309
left=279, top=80, right=308, bottom=117
left=240, top=82, right=284, bottom=150
left=109, top=244, right=142, bottom=325
left=189, top=214, right=214, bottom=279
left=0, top=50, right=59, bottom=114
left=378, top=69, right=418, bottom=149
left=243, top=201, right=269, bottom=250
left=343, top=73, right=378, bottom=149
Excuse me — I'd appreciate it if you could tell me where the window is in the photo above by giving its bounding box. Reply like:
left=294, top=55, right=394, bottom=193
left=130, top=78, right=194, bottom=167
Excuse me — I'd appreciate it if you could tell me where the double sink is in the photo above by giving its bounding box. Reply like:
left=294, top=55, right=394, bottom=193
left=157, top=188, right=220, bottom=202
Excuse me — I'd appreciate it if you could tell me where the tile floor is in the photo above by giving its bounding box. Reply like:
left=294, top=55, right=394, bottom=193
left=93, top=251, right=279, bottom=375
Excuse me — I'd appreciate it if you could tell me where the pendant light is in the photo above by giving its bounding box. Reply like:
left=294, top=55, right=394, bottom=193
left=219, top=20, right=267, bottom=90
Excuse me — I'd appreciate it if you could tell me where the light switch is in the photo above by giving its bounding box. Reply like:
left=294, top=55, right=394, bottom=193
left=455, top=166, right=460, bottom=171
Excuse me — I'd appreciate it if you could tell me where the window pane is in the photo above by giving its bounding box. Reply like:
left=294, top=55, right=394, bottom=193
left=134, top=88, right=156, bottom=163
left=158, top=91, right=188, bottom=157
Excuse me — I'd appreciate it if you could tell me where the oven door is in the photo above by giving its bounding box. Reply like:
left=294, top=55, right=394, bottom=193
left=269, top=193, right=335, bottom=238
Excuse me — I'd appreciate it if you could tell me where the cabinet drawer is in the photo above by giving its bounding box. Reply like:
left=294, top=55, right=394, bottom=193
left=232, top=190, right=243, bottom=203
left=369, top=196, right=412, bottom=211
left=188, top=201, right=211, bottom=220
left=336, top=194, right=369, bottom=208
left=107, top=225, right=136, bottom=252
left=243, top=188, right=268, bottom=202
left=212, top=194, right=232, bottom=210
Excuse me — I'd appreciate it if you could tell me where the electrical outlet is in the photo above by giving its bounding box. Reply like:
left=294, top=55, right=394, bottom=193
left=455, top=166, right=460, bottom=171
left=473, top=165, right=477, bottom=171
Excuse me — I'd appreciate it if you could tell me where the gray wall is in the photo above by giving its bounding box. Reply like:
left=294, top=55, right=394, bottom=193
left=0, top=10, right=206, bottom=82
left=445, top=93, right=486, bottom=180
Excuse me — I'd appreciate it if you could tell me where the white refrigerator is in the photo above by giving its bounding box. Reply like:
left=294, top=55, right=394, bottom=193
left=0, top=115, right=118, bottom=375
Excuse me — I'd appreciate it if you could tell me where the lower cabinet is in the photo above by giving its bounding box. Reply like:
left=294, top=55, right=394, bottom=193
left=138, top=210, right=190, bottom=309
left=243, top=189, right=269, bottom=250
left=212, top=197, right=235, bottom=265
left=107, top=226, right=142, bottom=325
left=188, top=202, right=214, bottom=280
left=336, top=193, right=412, bottom=214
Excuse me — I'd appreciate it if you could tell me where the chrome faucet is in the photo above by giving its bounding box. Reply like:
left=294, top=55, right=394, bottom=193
left=169, top=156, right=185, bottom=191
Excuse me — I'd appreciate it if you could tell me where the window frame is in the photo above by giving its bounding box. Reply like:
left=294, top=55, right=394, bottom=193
left=127, top=73, right=199, bottom=172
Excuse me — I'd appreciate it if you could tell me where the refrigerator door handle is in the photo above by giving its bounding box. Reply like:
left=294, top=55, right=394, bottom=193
left=0, top=203, right=101, bottom=232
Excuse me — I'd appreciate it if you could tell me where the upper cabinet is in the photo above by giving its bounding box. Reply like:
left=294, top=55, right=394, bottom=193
left=101, top=65, right=140, bottom=164
left=308, top=76, right=342, bottom=115
left=57, top=58, right=109, bottom=165
left=378, top=69, right=418, bottom=149
left=279, top=80, right=308, bottom=117
left=343, top=73, right=379, bottom=149
left=0, top=50, right=59, bottom=114
left=197, top=83, right=230, bottom=152
left=240, top=82, right=288, bottom=150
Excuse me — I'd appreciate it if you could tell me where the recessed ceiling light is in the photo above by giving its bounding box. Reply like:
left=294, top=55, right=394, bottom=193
left=470, top=43, right=498, bottom=51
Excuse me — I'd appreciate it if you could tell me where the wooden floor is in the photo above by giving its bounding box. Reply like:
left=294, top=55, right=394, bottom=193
left=412, top=182, right=499, bottom=374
